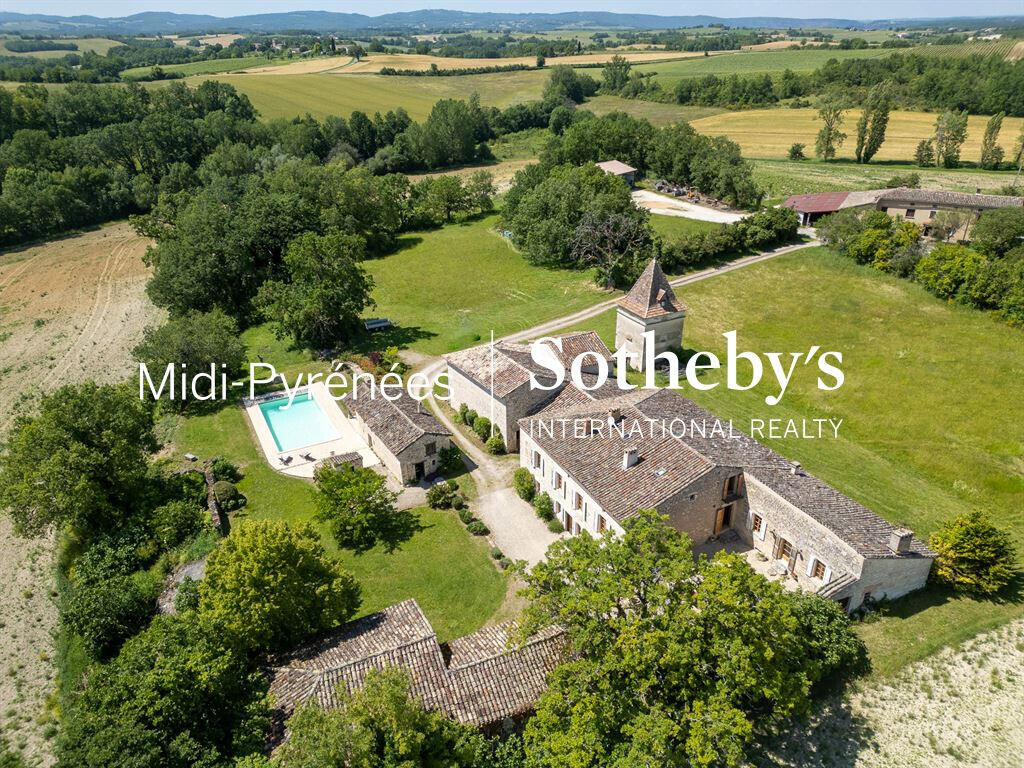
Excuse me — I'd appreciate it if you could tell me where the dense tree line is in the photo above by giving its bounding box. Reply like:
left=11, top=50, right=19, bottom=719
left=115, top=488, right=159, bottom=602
left=601, top=51, right=1024, bottom=117
left=379, top=62, right=532, bottom=76
left=818, top=206, right=1024, bottom=327
left=0, top=37, right=267, bottom=83
left=502, top=111, right=770, bottom=287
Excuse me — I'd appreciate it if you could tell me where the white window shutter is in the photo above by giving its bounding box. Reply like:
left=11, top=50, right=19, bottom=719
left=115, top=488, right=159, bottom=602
left=822, top=566, right=832, bottom=584
left=758, top=520, right=767, bottom=541
left=806, top=555, right=817, bottom=577
left=746, top=509, right=753, bottom=529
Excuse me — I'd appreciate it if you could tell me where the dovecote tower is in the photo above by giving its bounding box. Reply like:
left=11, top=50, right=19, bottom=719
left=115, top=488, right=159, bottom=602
left=615, top=259, right=686, bottom=370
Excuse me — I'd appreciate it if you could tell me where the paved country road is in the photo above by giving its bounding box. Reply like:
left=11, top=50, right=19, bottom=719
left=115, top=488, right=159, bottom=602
left=412, top=238, right=821, bottom=563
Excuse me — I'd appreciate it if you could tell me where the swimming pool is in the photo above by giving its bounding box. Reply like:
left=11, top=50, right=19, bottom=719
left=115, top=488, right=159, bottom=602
left=258, top=393, right=341, bottom=452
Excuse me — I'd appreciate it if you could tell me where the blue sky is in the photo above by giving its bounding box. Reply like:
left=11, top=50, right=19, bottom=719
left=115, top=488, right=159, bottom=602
left=10, top=0, right=1024, bottom=19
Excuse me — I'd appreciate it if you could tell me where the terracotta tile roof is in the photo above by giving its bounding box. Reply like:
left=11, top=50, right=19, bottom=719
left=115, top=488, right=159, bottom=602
left=595, top=160, right=637, bottom=175
left=783, top=191, right=851, bottom=214
left=347, top=380, right=449, bottom=455
left=527, top=388, right=933, bottom=559
left=444, top=332, right=612, bottom=400
left=266, top=600, right=566, bottom=746
left=617, top=259, right=686, bottom=320
left=521, top=391, right=714, bottom=522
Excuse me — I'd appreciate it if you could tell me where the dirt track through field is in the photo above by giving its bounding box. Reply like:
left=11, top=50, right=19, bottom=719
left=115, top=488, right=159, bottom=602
left=0, top=223, right=161, bottom=429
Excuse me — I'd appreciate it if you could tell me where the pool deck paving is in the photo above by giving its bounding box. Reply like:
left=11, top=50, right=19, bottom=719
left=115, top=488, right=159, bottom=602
left=244, top=381, right=379, bottom=478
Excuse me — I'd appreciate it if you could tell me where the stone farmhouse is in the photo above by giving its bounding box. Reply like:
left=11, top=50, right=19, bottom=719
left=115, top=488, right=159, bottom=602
left=595, top=159, right=638, bottom=186
left=518, top=387, right=934, bottom=613
left=784, top=186, right=1023, bottom=238
left=444, top=260, right=933, bottom=612
left=444, top=331, right=613, bottom=451
left=266, top=599, right=566, bottom=747
left=347, top=379, right=452, bottom=484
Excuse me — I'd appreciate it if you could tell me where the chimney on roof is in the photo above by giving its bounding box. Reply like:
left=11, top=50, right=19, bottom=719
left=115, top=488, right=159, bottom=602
left=888, top=528, right=913, bottom=554
left=623, top=448, right=639, bottom=470
left=608, top=408, right=622, bottom=423
left=790, top=461, right=802, bottom=476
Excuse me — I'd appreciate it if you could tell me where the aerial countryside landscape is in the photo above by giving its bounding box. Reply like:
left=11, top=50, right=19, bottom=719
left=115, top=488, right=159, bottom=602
left=0, top=1, right=1023, bottom=767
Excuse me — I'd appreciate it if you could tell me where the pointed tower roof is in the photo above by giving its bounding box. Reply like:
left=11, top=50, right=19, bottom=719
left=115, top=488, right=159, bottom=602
left=617, top=259, right=686, bottom=320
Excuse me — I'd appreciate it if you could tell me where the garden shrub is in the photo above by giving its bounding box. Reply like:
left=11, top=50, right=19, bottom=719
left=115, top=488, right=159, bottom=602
left=513, top=467, right=536, bottom=501
left=463, top=408, right=478, bottom=427
left=499, top=557, right=512, bottom=570
left=211, top=458, right=242, bottom=483
left=929, top=511, right=1016, bottom=594
left=485, top=434, right=505, bottom=454
left=151, top=500, right=205, bottom=549
left=174, top=576, right=201, bottom=613
left=491, top=547, right=503, bottom=560
left=785, top=591, right=869, bottom=693
left=466, top=521, right=489, bottom=536
left=212, top=480, right=246, bottom=512
left=426, top=481, right=458, bottom=509
left=61, top=574, right=156, bottom=660
left=452, top=495, right=466, bottom=511
left=458, top=508, right=474, bottom=525
left=534, top=492, right=554, bottom=521
left=438, top=445, right=463, bottom=474
left=456, top=403, right=469, bottom=424
left=473, top=416, right=492, bottom=442
left=546, top=518, right=564, bottom=533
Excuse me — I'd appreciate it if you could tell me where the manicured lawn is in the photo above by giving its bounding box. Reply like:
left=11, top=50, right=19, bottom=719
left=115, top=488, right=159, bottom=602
left=752, top=158, right=1021, bottom=203
left=560, top=247, right=1024, bottom=676
left=362, top=214, right=609, bottom=354
left=690, top=108, right=1024, bottom=163
left=649, top=214, right=721, bottom=242
left=169, top=403, right=506, bottom=642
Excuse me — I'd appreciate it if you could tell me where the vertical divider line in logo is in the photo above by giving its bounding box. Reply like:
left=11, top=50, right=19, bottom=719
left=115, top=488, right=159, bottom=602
left=489, top=330, right=495, bottom=439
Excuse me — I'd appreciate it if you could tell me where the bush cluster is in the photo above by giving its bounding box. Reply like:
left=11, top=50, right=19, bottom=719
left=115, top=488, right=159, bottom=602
left=661, top=206, right=800, bottom=273
left=513, top=467, right=536, bottom=502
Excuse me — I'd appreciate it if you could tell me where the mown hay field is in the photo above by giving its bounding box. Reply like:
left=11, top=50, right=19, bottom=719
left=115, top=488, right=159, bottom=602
left=690, top=107, right=1024, bottom=162
left=122, top=55, right=288, bottom=79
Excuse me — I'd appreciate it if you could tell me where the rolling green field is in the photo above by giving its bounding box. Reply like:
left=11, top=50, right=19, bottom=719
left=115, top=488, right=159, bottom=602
left=0, top=36, right=121, bottom=58
left=584, top=94, right=726, bottom=126
left=753, top=158, right=1021, bottom=202
left=363, top=214, right=608, bottom=354
left=122, top=56, right=280, bottom=79
left=559, top=247, right=1024, bottom=676
left=188, top=69, right=549, bottom=120
left=629, top=47, right=895, bottom=82
left=909, top=39, right=1018, bottom=59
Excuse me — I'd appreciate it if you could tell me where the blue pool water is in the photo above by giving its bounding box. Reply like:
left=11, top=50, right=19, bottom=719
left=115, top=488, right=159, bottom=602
left=258, top=393, right=340, bottom=452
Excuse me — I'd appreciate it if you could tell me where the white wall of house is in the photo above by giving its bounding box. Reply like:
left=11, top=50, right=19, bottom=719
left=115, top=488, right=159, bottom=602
left=615, top=308, right=685, bottom=371
left=519, top=433, right=624, bottom=537
left=447, top=365, right=511, bottom=444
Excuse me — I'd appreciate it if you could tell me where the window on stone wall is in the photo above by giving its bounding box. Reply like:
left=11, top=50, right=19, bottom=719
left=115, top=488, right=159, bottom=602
left=574, top=492, right=583, bottom=511
left=905, top=209, right=916, bottom=219
left=598, top=515, right=607, bottom=533
left=533, top=451, right=541, bottom=469
left=554, top=472, right=563, bottom=491
left=777, top=538, right=793, bottom=561
left=424, top=441, right=436, bottom=456
left=812, top=559, right=826, bottom=579
left=752, top=514, right=763, bottom=534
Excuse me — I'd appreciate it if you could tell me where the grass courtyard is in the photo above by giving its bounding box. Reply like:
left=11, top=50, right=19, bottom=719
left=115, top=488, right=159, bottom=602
left=169, top=375, right=506, bottom=643
left=560, top=247, right=1024, bottom=676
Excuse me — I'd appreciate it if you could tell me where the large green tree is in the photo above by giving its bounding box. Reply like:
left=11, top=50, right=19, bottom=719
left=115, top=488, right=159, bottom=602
left=0, top=382, right=156, bottom=537
left=133, top=308, right=247, bottom=410
left=199, top=520, right=361, bottom=653
left=313, top=464, right=403, bottom=552
left=256, top=230, right=374, bottom=350
left=979, top=111, right=1006, bottom=170
left=929, top=511, right=1016, bottom=595
left=854, top=82, right=892, bottom=164
left=57, top=614, right=269, bottom=768
left=518, top=509, right=814, bottom=768
left=505, top=163, right=642, bottom=268
left=970, top=207, right=1024, bottom=257
left=275, top=667, right=483, bottom=768
left=814, top=96, right=846, bottom=160
left=934, top=109, right=969, bottom=168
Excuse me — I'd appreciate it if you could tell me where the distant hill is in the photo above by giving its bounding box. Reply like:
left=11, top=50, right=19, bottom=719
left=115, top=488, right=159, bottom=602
left=1, top=9, right=1022, bottom=35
